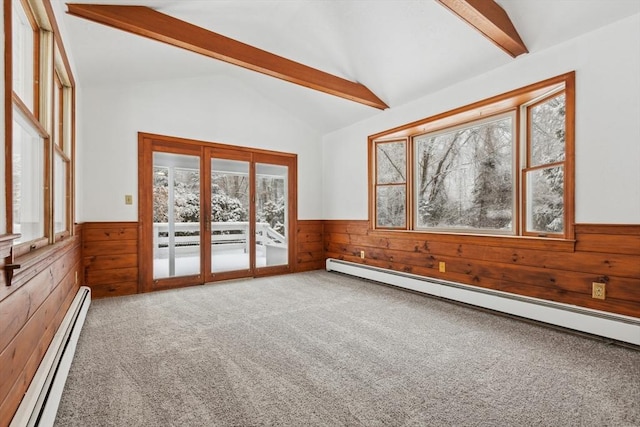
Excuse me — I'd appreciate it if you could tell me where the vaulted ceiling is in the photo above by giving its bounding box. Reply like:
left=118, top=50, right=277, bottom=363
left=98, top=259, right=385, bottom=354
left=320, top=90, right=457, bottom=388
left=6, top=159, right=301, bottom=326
left=51, top=0, right=640, bottom=133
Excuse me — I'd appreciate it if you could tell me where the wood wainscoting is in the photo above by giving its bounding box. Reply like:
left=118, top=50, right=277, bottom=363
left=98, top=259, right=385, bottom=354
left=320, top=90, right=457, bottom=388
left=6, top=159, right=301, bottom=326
left=324, top=221, right=640, bottom=318
left=296, top=220, right=325, bottom=272
left=0, top=228, right=82, bottom=425
left=83, top=222, right=139, bottom=298
left=82, top=220, right=325, bottom=298
left=80, top=220, right=639, bottom=318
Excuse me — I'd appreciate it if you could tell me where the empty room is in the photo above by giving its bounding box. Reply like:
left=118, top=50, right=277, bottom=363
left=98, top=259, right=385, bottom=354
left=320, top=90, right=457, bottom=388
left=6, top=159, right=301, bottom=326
left=1, top=0, right=639, bottom=425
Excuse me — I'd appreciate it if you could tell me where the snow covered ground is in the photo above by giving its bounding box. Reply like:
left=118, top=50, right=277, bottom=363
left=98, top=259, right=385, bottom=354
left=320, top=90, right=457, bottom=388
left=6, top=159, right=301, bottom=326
left=153, top=248, right=268, bottom=279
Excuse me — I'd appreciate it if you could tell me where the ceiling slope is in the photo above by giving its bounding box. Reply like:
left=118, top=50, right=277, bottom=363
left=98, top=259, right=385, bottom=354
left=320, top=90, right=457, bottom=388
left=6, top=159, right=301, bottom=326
left=66, top=3, right=389, bottom=109
left=53, top=1, right=640, bottom=133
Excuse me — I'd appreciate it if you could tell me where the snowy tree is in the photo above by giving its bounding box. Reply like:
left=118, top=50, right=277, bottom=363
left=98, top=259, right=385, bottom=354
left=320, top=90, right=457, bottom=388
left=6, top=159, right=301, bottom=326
left=153, top=167, right=200, bottom=223
left=527, top=94, right=566, bottom=233
left=211, top=184, right=247, bottom=222
left=376, top=141, right=406, bottom=227
left=415, top=116, right=513, bottom=230
left=530, top=167, right=564, bottom=233
left=468, top=122, right=513, bottom=229
left=256, top=175, right=287, bottom=236
left=259, top=198, right=285, bottom=234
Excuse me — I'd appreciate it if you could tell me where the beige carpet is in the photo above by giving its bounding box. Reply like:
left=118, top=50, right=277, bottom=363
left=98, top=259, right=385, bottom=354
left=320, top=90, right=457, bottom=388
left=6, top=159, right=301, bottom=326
left=55, top=271, right=640, bottom=426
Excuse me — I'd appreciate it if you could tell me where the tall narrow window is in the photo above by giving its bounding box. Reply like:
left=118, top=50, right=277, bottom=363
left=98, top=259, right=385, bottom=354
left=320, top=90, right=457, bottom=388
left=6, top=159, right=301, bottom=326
left=375, top=140, right=407, bottom=228
left=524, top=92, right=566, bottom=236
left=53, top=71, right=63, bottom=147
left=52, top=64, right=72, bottom=240
left=13, top=107, right=46, bottom=244
left=12, top=0, right=36, bottom=112
left=53, top=151, right=67, bottom=234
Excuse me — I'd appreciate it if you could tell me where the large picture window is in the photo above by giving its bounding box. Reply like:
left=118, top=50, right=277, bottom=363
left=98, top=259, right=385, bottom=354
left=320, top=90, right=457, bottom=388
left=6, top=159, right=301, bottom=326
left=370, top=73, right=574, bottom=239
left=415, top=113, right=514, bottom=233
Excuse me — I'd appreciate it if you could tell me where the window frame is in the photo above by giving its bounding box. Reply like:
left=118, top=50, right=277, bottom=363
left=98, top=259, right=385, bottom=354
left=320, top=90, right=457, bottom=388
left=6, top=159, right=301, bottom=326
left=412, top=110, right=517, bottom=235
left=4, top=0, right=76, bottom=256
left=521, top=89, right=569, bottom=238
left=51, top=47, right=73, bottom=241
left=11, top=97, right=50, bottom=255
left=11, top=0, right=39, bottom=115
left=368, top=72, right=575, bottom=242
left=373, top=138, right=409, bottom=230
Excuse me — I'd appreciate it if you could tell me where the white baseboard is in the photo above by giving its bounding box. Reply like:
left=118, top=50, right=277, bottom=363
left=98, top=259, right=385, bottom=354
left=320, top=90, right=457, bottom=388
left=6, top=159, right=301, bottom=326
left=10, top=286, right=91, bottom=427
left=326, top=259, right=640, bottom=346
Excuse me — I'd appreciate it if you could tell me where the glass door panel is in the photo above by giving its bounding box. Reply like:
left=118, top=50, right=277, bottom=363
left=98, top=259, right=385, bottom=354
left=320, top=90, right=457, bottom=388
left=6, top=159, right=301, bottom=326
left=255, top=163, right=288, bottom=268
left=152, top=152, right=201, bottom=279
left=211, top=158, right=251, bottom=273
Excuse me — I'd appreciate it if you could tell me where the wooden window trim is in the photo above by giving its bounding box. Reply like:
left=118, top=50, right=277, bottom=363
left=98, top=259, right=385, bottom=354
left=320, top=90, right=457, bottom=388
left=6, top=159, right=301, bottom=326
left=522, top=87, right=572, bottom=239
left=53, top=69, right=63, bottom=147
left=411, top=110, right=517, bottom=235
left=369, top=227, right=575, bottom=253
left=138, top=132, right=298, bottom=292
left=11, top=95, right=51, bottom=252
left=52, top=145, right=71, bottom=241
left=525, top=90, right=566, bottom=169
left=5, top=0, right=76, bottom=256
left=368, top=72, right=575, bottom=247
left=372, top=139, right=409, bottom=230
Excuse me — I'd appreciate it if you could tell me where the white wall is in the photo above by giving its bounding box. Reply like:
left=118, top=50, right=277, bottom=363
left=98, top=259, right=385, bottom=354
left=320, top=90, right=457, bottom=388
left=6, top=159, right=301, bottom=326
left=78, top=74, right=323, bottom=221
left=322, top=14, right=640, bottom=224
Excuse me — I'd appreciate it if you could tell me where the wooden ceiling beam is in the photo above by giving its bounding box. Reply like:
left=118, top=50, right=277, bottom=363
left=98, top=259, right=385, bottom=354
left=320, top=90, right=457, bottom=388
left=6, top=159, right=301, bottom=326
left=437, top=0, right=528, bottom=58
left=67, top=4, right=388, bottom=109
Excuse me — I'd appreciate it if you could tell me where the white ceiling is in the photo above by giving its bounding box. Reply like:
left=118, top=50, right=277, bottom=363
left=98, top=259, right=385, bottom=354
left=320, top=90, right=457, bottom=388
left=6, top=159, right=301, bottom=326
left=52, top=0, right=640, bottom=133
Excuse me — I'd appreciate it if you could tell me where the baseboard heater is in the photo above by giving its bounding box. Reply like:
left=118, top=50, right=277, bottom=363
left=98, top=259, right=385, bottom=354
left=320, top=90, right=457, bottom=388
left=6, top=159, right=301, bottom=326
left=326, top=259, right=640, bottom=346
left=11, top=286, right=91, bottom=427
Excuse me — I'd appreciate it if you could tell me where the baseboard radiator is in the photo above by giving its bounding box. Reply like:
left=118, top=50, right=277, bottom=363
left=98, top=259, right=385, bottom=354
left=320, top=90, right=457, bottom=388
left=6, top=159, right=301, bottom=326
left=326, top=259, right=640, bottom=346
left=11, top=287, right=91, bottom=427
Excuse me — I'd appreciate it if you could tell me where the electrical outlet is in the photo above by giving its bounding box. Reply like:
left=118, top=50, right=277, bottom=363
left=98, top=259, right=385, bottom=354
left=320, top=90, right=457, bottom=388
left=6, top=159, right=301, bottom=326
left=125, top=194, right=133, bottom=205
left=592, top=282, right=606, bottom=300
left=439, top=262, right=446, bottom=273
left=360, top=250, right=365, bottom=259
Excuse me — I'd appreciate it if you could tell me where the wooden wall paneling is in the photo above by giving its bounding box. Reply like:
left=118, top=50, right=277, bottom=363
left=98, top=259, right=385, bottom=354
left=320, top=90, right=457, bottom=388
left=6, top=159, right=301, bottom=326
left=82, top=222, right=138, bottom=298
left=0, top=240, right=79, bottom=352
left=325, top=246, right=640, bottom=317
left=324, top=220, right=640, bottom=318
left=0, top=265, right=78, bottom=424
left=575, top=233, right=640, bottom=255
left=296, top=220, right=325, bottom=272
left=0, top=237, right=81, bottom=425
left=338, top=230, right=639, bottom=279
left=1, top=237, right=78, bottom=302
left=0, top=236, right=80, bottom=338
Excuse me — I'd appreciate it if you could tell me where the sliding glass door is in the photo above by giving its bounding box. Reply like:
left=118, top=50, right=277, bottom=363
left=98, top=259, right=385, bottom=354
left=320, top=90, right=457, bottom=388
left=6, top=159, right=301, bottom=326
left=255, top=162, right=289, bottom=269
left=204, top=150, right=252, bottom=281
left=139, top=134, right=297, bottom=291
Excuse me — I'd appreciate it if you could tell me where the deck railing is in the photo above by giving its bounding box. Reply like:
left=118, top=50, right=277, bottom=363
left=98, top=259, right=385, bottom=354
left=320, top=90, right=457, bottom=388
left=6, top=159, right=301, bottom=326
left=153, top=221, right=286, bottom=256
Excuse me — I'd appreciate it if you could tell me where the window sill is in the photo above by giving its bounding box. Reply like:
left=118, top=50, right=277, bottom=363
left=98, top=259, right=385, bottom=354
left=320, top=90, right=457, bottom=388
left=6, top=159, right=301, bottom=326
left=368, top=228, right=576, bottom=253
left=0, top=235, right=80, bottom=303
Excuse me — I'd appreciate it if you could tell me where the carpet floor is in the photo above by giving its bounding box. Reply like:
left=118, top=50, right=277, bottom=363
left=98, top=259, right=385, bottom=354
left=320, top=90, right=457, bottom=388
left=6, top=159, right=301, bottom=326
left=55, top=270, right=640, bottom=426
